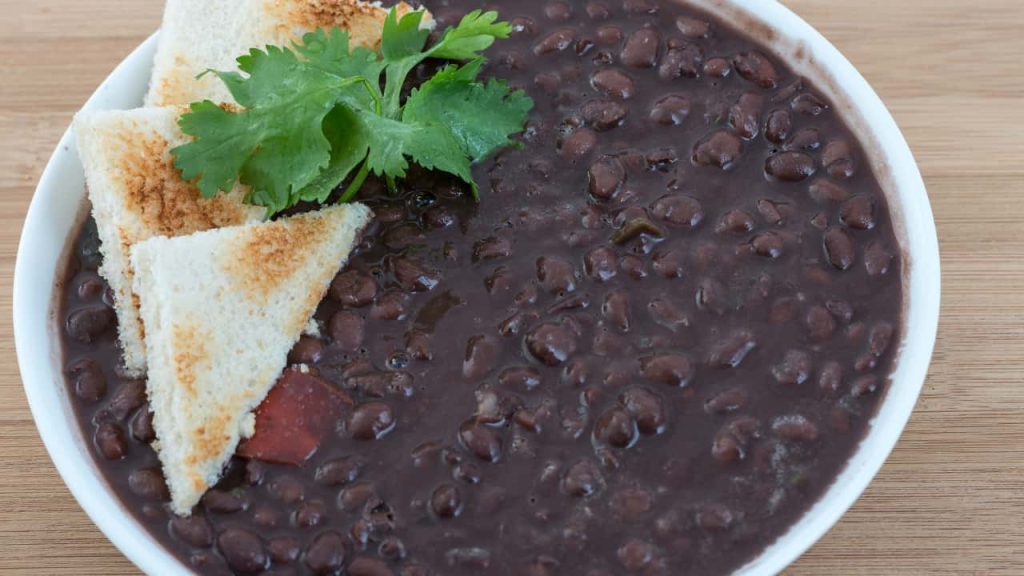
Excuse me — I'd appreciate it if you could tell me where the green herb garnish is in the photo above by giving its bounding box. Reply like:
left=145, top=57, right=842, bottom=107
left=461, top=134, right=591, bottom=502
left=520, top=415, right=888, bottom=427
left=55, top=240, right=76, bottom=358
left=172, top=9, right=534, bottom=216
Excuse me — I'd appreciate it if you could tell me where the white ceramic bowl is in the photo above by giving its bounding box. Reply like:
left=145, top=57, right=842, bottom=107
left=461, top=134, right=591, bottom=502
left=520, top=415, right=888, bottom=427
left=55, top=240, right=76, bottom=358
left=14, top=1, right=940, bottom=574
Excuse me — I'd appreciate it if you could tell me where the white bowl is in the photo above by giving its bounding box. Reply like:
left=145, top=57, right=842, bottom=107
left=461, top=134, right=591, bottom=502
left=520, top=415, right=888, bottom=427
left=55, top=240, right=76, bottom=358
left=14, top=1, right=940, bottom=574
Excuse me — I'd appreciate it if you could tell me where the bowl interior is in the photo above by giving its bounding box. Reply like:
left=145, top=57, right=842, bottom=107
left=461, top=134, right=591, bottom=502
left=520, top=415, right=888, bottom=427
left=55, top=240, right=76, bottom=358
left=14, top=2, right=939, bottom=575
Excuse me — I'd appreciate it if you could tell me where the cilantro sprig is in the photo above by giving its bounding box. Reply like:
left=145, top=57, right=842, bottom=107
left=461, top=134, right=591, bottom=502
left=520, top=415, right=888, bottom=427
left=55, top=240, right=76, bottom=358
left=172, top=9, right=533, bottom=216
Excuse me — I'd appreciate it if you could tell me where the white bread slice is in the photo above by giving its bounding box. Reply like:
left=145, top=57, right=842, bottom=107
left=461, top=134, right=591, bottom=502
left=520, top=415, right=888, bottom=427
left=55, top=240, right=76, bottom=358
left=146, top=0, right=431, bottom=107
left=74, top=107, right=264, bottom=376
left=130, top=203, right=372, bottom=515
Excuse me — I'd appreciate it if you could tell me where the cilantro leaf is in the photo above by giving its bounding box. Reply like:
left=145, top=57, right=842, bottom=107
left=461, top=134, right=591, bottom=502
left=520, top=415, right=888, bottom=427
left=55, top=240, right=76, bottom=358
left=429, top=10, right=512, bottom=61
left=404, top=58, right=533, bottom=162
left=171, top=9, right=533, bottom=216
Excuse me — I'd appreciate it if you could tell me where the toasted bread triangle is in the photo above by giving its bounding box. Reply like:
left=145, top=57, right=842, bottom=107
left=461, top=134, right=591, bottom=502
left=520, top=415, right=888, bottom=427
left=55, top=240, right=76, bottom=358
left=74, top=107, right=265, bottom=376
left=146, top=0, right=431, bottom=107
left=130, top=204, right=372, bottom=514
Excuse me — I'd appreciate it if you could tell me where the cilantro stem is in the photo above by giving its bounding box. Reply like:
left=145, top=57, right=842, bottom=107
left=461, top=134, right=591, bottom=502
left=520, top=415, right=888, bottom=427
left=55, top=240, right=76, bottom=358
left=338, top=160, right=370, bottom=204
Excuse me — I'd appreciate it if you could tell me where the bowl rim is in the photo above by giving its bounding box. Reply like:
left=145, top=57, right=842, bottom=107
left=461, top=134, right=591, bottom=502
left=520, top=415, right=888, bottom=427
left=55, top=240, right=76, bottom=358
left=14, top=1, right=940, bottom=575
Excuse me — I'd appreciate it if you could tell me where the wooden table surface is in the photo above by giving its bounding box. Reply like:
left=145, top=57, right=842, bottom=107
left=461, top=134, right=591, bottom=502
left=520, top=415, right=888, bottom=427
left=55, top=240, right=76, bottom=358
left=2, top=0, right=1022, bottom=574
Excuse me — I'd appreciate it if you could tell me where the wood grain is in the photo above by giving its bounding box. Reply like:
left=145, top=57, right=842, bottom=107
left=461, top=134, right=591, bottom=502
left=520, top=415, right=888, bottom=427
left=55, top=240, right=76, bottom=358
left=1, top=0, right=1021, bottom=574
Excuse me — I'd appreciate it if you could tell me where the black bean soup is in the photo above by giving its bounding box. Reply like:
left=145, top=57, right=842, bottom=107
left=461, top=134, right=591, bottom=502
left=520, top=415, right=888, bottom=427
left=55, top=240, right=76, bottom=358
left=60, top=0, right=903, bottom=574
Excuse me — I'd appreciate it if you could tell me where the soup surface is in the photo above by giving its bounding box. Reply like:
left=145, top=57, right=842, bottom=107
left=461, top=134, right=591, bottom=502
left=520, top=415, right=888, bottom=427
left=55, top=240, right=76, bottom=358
left=60, top=0, right=903, bottom=574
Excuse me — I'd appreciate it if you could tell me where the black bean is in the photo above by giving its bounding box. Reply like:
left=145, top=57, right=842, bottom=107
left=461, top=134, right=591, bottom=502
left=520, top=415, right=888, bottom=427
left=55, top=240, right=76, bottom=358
left=267, top=475, right=305, bottom=504
left=391, top=255, right=441, bottom=292
left=621, top=27, right=660, bottom=69
left=68, top=358, right=106, bottom=402
left=65, top=306, right=115, bottom=343
left=696, top=503, right=734, bottom=531
left=602, top=290, right=632, bottom=332
left=202, top=488, right=248, bottom=513
left=819, top=361, right=843, bottom=394
left=764, top=109, right=792, bottom=143
left=430, top=484, right=464, bottom=518
left=703, top=57, right=731, bottom=77
left=587, top=1, right=611, bottom=19
left=729, top=92, right=764, bottom=139
left=288, top=335, right=324, bottom=365
left=499, top=366, right=542, bottom=390
left=619, top=254, right=647, bottom=279
left=809, top=178, right=850, bottom=204
left=423, top=205, right=458, bottom=229
left=785, top=127, right=822, bottom=152
left=647, top=297, right=689, bottom=331
left=537, top=256, right=578, bottom=294
left=840, top=195, right=876, bottom=230
left=561, top=128, right=598, bottom=161
left=349, top=402, right=396, bottom=441
left=345, top=370, right=414, bottom=398
left=510, top=17, right=536, bottom=39
left=641, top=354, right=693, bottom=387
left=658, top=44, right=703, bottom=80
left=217, top=528, right=267, bottom=574
left=696, top=277, right=729, bottom=315
left=581, top=99, right=628, bottom=131
left=711, top=417, right=759, bottom=463
left=459, top=419, right=503, bottom=462
left=462, top=334, right=498, bottom=380
left=649, top=94, right=690, bottom=126
left=169, top=515, right=213, bottom=548
left=617, top=539, right=655, bottom=571
left=870, top=322, right=895, bottom=357
left=315, top=455, right=364, bottom=486
left=267, top=536, right=301, bottom=564
left=646, top=147, right=678, bottom=171
left=623, top=0, right=658, bottom=14
left=693, top=130, right=742, bottom=169
left=806, top=305, right=837, bottom=341
left=772, top=349, right=812, bottom=385
left=864, top=242, right=895, bottom=276
left=651, top=194, right=703, bottom=227
left=766, top=152, right=816, bottom=182
left=716, top=209, right=756, bottom=234
left=676, top=16, right=710, bottom=38
left=792, top=92, right=828, bottom=116
left=338, top=481, right=377, bottom=512
left=585, top=246, right=618, bottom=282
left=330, top=270, right=377, bottom=307
left=733, top=51, right=779, bottom=88
left=94, top=422, right=127, bottom=460
left=620, top=387, right=666, bottom=435
left=592, top=68, right=635, bottom=99
left=704, top=387, right=747, bottom=415
left=596, top=26, right=623, bottom=46
left=473, top=236, right=513, bottom=262
left=370, top=290, right=409, bottom=321
left=562, top=459, right=605, bottom=497
left=588, top=156, right=626, bottom=200
left=750, top=231, right=785, bottom=258
left=128, top=468, right=169, bottom=500
left=525, top=322, right=578, bottom=366
left=304, top=531, right=346, bottom=575
left=129, top=404, right=155, bottom=443
left=328, top=310, right=365, bottom=352
left=709, top=330, right=757, bottom=368
left=382, top=224, right=424, bottom=250
left=824, top=227, right=856, bottom=270
left=544, top=1, right=573, bottom=21
left=851, top=375, right=881, bottom=397
left=773, top=415, right=819, bottom=442
left=534, top=28, right=577, bottom=55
